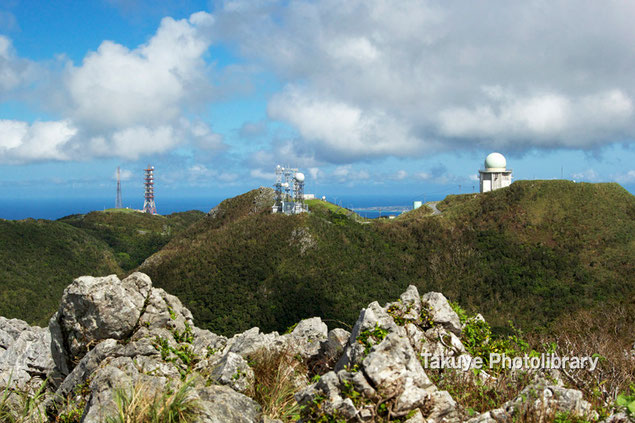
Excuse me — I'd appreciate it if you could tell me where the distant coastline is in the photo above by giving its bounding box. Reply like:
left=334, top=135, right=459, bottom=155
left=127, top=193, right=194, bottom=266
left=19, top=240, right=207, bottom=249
left=0, top=194, right=447, bottom=220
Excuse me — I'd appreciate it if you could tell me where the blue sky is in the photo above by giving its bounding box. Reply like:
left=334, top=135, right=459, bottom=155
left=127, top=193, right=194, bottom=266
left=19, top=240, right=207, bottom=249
left=1, top=0, right=634, bottom=211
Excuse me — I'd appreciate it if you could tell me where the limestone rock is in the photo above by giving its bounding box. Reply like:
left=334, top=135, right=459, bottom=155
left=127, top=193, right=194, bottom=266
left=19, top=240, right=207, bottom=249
left=467, top=379, right=595, bottom=423
left=335, top=301, right=399, bottom=371
left=195, top=384, right=262, bottom=423
left=362, top=332, right=433, bottom=416
left=288, top=317, right=328, bottom=358
left=426, top=390, right=460, bottom=423
left=421, top=292, right=462, bottom=335
left=211, top=352, right=255, bottom=394
left=0, top=321, right=52, bottom=393
left=223, top=327, right=286, bottom=358
left=49, top=274, right=147, bottom=374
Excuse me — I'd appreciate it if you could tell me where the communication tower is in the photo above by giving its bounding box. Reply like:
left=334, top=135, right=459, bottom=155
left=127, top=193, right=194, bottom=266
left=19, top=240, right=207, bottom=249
left=115, top=167, right=123, bottom=209
left=272, top=165, right=308, bottom=214
left=143, top=165, right=157, bottom=215
left=293, top=172, right=306, bottom=214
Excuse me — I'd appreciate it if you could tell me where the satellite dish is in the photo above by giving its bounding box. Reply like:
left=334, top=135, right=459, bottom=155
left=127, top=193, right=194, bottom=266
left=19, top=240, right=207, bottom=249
left=281, top=182, right=289, bottom=188
left=295, top=172, right=305, bottom=182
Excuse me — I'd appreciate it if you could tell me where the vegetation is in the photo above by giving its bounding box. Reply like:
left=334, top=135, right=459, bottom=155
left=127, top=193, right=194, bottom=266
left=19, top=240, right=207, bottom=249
left=0, top=208, right=204, bottom=327
left=427, top=300, right=635, bottom=420
left=59, top=209, right=204, bottom=271
left=0, top=219, right=122, bottom=326
left=0, top=377, right=47, bottom=423
left=248, top=348, right=305, bottom=421
left=139, top=181, right=634, bottom=339
left=105, top=378, right=200, bottom=423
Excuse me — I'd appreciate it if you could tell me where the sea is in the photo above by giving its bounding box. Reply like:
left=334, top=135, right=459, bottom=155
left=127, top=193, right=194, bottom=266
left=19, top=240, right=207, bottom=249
left=0, top=194, right=447, bottom=221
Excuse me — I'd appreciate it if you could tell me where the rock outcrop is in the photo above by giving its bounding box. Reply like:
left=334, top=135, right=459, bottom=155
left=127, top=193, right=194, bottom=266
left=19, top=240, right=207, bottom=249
left=0, top=274, right=616, bottom=422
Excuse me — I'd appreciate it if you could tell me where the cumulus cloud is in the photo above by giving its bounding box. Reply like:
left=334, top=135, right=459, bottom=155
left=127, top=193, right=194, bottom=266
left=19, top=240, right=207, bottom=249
left=0, top=36, right=37, bottom=95
left=213, top=0, right=635, bottom=162
left=63, top=12, right=214, bottom=130
left=0, top=12, right=225, bottom=164
left=0, top=119, right=76, bottom=163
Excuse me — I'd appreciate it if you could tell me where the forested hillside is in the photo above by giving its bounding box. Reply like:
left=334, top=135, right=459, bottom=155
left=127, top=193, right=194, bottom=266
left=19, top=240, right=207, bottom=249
left=0, top=219, right=122, bottom=326
left=0, top=209, right=205, bottom=325
left=59, top=209, right=205, bottom=270
left=139, top=181, right=635, bottom=337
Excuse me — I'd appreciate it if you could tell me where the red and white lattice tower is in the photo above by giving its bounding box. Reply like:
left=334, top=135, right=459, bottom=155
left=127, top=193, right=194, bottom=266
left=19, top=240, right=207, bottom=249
left=143, top=165, right=157, bottom=215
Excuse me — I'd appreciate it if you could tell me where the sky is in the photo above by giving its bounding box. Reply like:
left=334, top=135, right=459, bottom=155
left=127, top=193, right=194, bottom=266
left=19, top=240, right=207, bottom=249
left=0, top=0, right=634, bottom=210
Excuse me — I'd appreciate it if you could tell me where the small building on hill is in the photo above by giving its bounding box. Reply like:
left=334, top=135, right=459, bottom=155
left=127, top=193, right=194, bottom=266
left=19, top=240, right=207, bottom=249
left=479, top=152, right=512, bottom=193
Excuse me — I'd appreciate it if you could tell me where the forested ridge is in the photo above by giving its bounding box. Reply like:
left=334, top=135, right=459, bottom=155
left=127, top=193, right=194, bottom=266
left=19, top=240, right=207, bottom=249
left=138, top=180, right=635, bottom=337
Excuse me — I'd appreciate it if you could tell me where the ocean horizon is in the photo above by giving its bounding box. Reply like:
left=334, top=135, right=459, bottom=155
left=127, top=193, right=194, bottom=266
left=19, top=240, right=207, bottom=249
left=0, top=193, right=449, bottom=221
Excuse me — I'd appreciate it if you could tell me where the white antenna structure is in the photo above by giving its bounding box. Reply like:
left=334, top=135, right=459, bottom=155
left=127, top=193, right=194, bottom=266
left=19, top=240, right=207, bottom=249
left=272, top=165, right=308, bottom=214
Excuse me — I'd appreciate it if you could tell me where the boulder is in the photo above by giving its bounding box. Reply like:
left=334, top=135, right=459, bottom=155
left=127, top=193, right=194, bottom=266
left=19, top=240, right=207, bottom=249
left=421, top=292, right=462, bottom=335
left=195, top=384, right=262, bottom=423
left=49, top=274, right=148, bottom=375
left=288, top=317, right=328, bottom=358
left=362, top=332, right=433, bottom=416
left=211, top=352, right=255, bottom=394
left=223, top=327, right=286, bottom=358
left=0, top=320, right=52, bottom=393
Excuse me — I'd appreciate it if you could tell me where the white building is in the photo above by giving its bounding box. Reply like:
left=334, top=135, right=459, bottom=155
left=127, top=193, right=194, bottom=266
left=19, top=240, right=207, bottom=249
left=479, top=152, right=512, bottom=193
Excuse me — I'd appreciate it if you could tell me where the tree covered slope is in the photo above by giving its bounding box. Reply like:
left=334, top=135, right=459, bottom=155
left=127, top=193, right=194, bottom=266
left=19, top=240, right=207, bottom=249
left=0, top=219, right=122, bottom=326
left=59, top=209, right=205, bottom=271
left=0, top=209, right=205, bottom=326
left=139, top=181, right=634, bottom=337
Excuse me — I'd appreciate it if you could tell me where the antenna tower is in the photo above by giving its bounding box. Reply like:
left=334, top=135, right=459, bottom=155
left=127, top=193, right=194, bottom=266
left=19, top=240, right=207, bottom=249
left=115, top=167, right=123, bottom=209
left=272, top=164, right=308, bottom=214
left=143, top=165, right=157, bottom=215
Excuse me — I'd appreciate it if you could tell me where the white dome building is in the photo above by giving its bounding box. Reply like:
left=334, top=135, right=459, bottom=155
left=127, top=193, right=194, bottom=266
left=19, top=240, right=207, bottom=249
left=479, top=152, right=512, bottom=193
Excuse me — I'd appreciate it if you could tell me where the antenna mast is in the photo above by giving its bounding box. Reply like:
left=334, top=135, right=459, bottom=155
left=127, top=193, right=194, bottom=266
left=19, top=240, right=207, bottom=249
left=143, top=165, right=157, bottom=215
left=115, top=167, right=123, bottom=209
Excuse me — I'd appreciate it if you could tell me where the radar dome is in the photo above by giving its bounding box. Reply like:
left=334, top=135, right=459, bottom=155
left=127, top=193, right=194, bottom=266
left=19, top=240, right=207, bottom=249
left=295, top=172, right=305, bottom=182
left=484, top=152, right=506, bottom=170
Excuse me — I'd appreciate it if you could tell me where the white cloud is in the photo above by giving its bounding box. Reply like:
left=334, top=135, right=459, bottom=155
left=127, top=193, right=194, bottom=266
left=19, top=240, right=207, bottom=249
left=572, top=169, right=599, bottom=182
left=114, top=168, right=134, bottom=181
left=615, top=170, right=635, bottom=184
left=0, top=36, right=37, bottom=95
left=187, top=120, right=225, bottom=151
left=394, top=170, right=407, bottom=180
left=64, top=12, right=214, bottom=130
left=331, top=165, right=370, bottom=182
left=213, top=0, right=635, bottom=162
left=0, top=119, right=76, bottom=163
left=268, top=86, right=420, bottom=162
left=0, top=12, right=225, bottom=164
left=250, top=168, right=275, bottom=180
left=308, top=167, right=321, bottom=180
left=438, top=88, right=633, bottom=148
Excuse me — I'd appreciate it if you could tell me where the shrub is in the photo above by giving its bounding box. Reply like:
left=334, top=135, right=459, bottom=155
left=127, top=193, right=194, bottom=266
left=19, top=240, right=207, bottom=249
left=106, top=378, right=200, bottom=423
left=248, top=348, right=306, bottom=421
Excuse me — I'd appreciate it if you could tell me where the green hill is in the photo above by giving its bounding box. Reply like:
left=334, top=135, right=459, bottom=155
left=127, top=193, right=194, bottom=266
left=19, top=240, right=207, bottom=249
left=0, top=219, right=122, bottom=326
left=0, top=208, right=205, bottom=326
left=139, top=180, right=635, bottom=337
left=59, top=209, right=205, bottom=271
